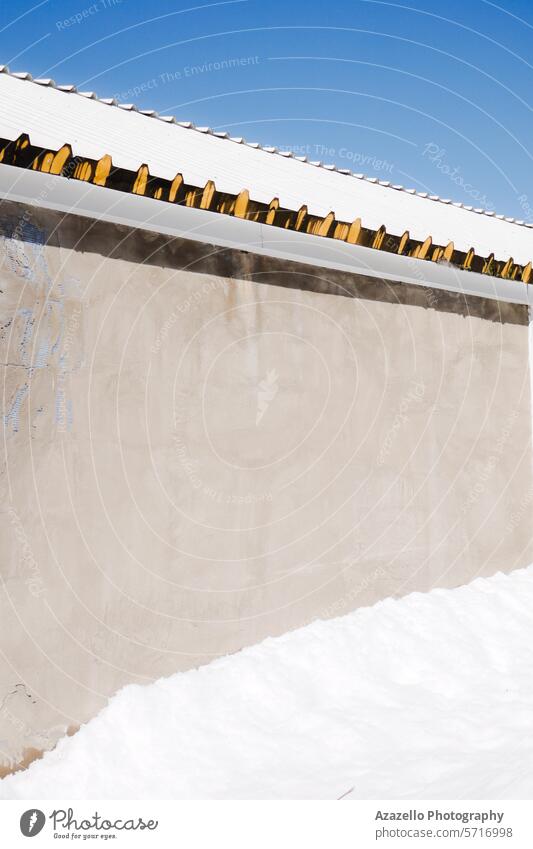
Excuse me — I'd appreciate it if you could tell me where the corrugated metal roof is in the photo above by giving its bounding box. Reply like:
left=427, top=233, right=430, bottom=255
left=0, top=65, right=531, bottom=264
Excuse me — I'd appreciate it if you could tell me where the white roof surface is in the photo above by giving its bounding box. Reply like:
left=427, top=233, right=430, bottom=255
left=0, top=67, right=532, bottom=264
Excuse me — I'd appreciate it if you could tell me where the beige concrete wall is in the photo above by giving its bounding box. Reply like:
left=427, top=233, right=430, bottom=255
left=1, top=201, right=532, bottom=771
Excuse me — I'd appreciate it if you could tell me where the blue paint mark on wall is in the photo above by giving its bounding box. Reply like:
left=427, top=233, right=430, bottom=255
left=4, top=385, right=29, bottom=434
left=1, top=214, right=83, bottom=436
left=0, top=216, right=52, bottom=291
left=17, top=308, right=35, bottom=367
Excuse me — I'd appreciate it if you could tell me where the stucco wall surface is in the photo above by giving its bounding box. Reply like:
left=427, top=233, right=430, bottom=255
left=1, top=201, right=532, bottom=770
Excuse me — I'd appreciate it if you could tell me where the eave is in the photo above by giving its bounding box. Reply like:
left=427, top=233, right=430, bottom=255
left=1, top=163, right=530, bottom=307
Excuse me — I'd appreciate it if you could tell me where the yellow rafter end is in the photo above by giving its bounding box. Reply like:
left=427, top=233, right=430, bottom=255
left=42, top=152, right=55, bottom=173
left=397, top=231, right=409, bottom=255
left=133, top=164, right=149, bottom=195
left=49, top=144, right=72, bottom=176
left=93, top=153, right=112, bottom=186
left=463, top=248, right=475, bottom=270
left=200, top=180, right=216, bottom=210
left=32, top=150, right=53, bottom=172
left=316, top=211, right=335, bottom=237
left=74, top=160, right=92, bottom=181
left=501, top=257, right=514, bottom=279
left=216, top=196, right=234, bottom=214
left=333, top=222, right=349, bottom=241
left=345, top=218, right=362, bottom=245
left=15, top=133, right=30, bottom=152
left=482, top=253, right=494, bottom=274
left=169, top=173, right=184, bottom=203
left=265, top=197, right=279, bottom=225
left=443, top=241, right=454, bottom=262
left=234, top=189, right=250, bottom=219
left=295, top=205, right=308, bottom=231
left=372, top=225, right=386, bottom=250
left=417, top=236, right=432, bottom=260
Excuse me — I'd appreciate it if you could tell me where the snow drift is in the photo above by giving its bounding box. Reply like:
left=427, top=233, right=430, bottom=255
left=1, top=566, right=533, bottom=800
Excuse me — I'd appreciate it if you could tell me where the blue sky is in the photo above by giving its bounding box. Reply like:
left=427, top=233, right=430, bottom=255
left=1, top=0, right=533, bottom=220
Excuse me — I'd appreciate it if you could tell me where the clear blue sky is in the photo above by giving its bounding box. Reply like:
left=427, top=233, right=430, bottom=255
left=1, top=0, right=533, bottom=220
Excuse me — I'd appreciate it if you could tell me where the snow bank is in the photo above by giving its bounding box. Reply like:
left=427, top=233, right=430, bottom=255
left=2, top=566, right=533, bottom=800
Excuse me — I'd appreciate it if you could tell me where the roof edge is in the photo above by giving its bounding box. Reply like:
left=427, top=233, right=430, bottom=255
left=0, top=164, right=529, bottom=307
left=1, top=63, right=531, bottom=231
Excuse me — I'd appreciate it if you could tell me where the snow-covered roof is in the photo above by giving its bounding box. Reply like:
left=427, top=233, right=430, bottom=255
left=0, top=65, right=531, bottom=268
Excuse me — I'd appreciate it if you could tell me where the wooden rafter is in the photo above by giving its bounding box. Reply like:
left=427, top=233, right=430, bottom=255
left=0, top=132, right=530, bottom=287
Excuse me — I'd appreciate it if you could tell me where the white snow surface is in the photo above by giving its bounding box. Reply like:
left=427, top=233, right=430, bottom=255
left=1, top=70, right=532, bottom=262
left=2, top=566, right=533, bottom=800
